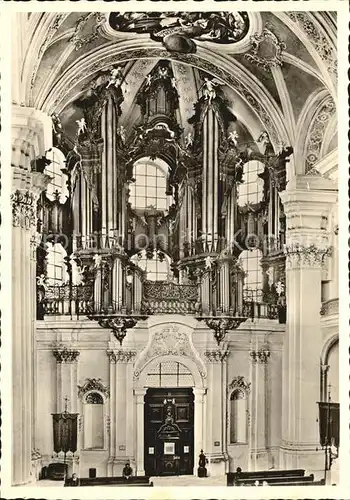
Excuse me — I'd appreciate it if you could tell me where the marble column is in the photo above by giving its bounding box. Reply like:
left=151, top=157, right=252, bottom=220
left=193, top=387, right=206, bottom=476
left=204, top=350, right=228, bottom=476
left=134, top=388, right=147, bottom=476
left=279, top=176, right=337, bottom=473
left=11, top=106, right=52, bottom=486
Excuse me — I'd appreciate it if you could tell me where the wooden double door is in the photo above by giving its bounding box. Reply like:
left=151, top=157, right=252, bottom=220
left=144, top=388, right=194, bottom=476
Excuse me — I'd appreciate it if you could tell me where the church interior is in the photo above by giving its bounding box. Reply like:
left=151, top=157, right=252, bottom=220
left=10, top=11, right=339, bottom=487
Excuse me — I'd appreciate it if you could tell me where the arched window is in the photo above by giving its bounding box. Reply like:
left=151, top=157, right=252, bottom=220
left=241, top=249, right=263, bottom=301
left=237, top=160, right=265, bottom=207
left=131, top=250, right=171, bottom=281
left=83, top=391, right=105, bottom=450
left=129, top=157, right=172, bottom=211
left=44, top=148, right=69, bottom=203
left=230, top=389, right=247, bottom=444
left=46, top=242, right=68, bottom=285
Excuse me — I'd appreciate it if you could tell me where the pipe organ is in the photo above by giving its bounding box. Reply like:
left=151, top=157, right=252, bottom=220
left=36, top=60, right=292, bottom=342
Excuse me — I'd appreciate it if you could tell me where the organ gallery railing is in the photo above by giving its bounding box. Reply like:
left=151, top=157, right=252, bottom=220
left=141, top=280, right=198, bottom=315
left=38, top=282, right=285, bottom=322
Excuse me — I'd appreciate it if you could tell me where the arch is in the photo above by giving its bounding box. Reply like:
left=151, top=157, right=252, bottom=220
left=320, top=333, right=339, bottom=366
left=41, top=43, right=288, bottom=151
left=82, top=390, right=107, bottom=405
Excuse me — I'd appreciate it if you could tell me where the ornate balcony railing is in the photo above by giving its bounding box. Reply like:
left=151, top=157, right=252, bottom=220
left=38, top=284, right=94, bottom=319
left=141, top=280, right=198, bottom=315
left=38, top=283, right=286, bottom=324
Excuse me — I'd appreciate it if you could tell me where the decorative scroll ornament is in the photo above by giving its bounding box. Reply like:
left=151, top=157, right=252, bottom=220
left=250, top=348, right=270, bottom=364
left=245, top=25, right=286, bottom=71
left=201, top=317, right=247, bottom=345
left=52, top=345, right=80, bottom=363
left=305, top=97, right=336, bottom=174
left=69, top=13, right=107, bottom=50
left=287, top=12, right=337, bottom=77
left=228, top=375, right=251, bottom=394
left=107, top=349, right=137, bottom=363
left=204, top=350, right=229, bottom=363
left=284, top=243, right=332, bottom=269
left=98, top=317, right=139, bottom=345
left=78, top=377, right=110, bottom=399
left=11, top=190, right=36, bottom=229
left=133, top=324, right=207, bottom=380
left=109, top=12, right=249, bottom=53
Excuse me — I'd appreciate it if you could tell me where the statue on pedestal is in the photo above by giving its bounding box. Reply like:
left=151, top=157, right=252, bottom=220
left=197, top=449, right=208, bottom=477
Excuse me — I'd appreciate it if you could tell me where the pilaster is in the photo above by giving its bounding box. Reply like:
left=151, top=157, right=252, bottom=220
left=249, top=345, right=271, bottom=470
left=203, top=349, right=228, bottom=476
left=107, top=348, right=136, bottom=475
left=134, top=387, right=147, bottom=476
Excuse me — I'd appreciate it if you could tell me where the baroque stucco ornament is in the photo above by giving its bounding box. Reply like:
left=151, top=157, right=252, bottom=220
left=245, top=26, right=286, bottom=71
left=305, top=97, right=336, bottom=174
left=228, top=375, right=251, bottom=393
left=52, top=345, right=80, bottom=363
left=78, top=377, right=110, bottom=399
left=134, top=324, right=207, bottom=380
left=107, top=349, right=137, bottom=363
left=284, top=243, right=332, bottom=269
left=11, top=190, right=36, bottom=229
left=69, top=13, right=107, bottom=50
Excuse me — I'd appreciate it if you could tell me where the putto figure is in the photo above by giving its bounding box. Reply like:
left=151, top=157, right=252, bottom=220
left=76, top=117, right=87, bottom=136
left=106, top=66, right=123, bottom=89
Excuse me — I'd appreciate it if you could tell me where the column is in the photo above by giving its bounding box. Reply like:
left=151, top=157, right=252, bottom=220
left=11, top=106, right=52, bottom=486
left=134, top=388, right=147, bottom=476
left=193, top=388, right=206, bottom=475
left=204, top=350, right=228, bottom=476
left=279, top=177, right=337, bottom=473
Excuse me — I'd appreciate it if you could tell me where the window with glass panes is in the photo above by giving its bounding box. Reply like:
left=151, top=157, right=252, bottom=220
left=237, top=160, right=265, bottom=207
left=130, top=162, right=167, bottom=210
left=131, top=250, right=169, bottom=281
left=241, top=249, right=263, bottom=301
left=146, top=361, right=194, bottom=387
left=46, top=243, right=66, bottom=284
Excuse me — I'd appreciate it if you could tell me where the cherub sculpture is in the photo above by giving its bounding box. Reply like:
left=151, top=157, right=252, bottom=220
left=76, top=118, right=87, bottom=136
left=106, top=66, right=123, bottom=89
left=201, top=77, right=221, bottom=103
left=185, top=132, right=194, bottom=149
left=228, top=130, right=239, bottom=146
left=118, top=125, right=126, bottom=144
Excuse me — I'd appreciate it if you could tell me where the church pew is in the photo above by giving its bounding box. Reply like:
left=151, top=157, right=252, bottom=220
left=235, top=474, right=314, bottom=486
left=227, top=469, right=305, bottom=486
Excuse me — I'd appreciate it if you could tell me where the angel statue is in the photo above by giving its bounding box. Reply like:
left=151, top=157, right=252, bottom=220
left=171, top=77, right=177, bottom=88
left=185, top=132, right=194, bottom=149
left=93, top=254, right=103, bottom=269
left=205, top=255, right=215, bottom=270
left=228, top=130, right=239, bottom=146
left=76, top=117, right=87, bottom=136
left=118, top=125, right=126, bottom=144
left=106, top=66, right=123, bottom=89
left=201, top=77, right=221, bottom=103
left=145, top=74, right=153, bottom=86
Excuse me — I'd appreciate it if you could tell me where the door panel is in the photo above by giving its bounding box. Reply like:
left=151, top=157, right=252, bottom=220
left=144, top=388, right=194, bottom=476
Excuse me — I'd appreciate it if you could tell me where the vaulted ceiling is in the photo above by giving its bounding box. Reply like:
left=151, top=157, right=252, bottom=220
left=13, top=11, right=337, bottom=177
